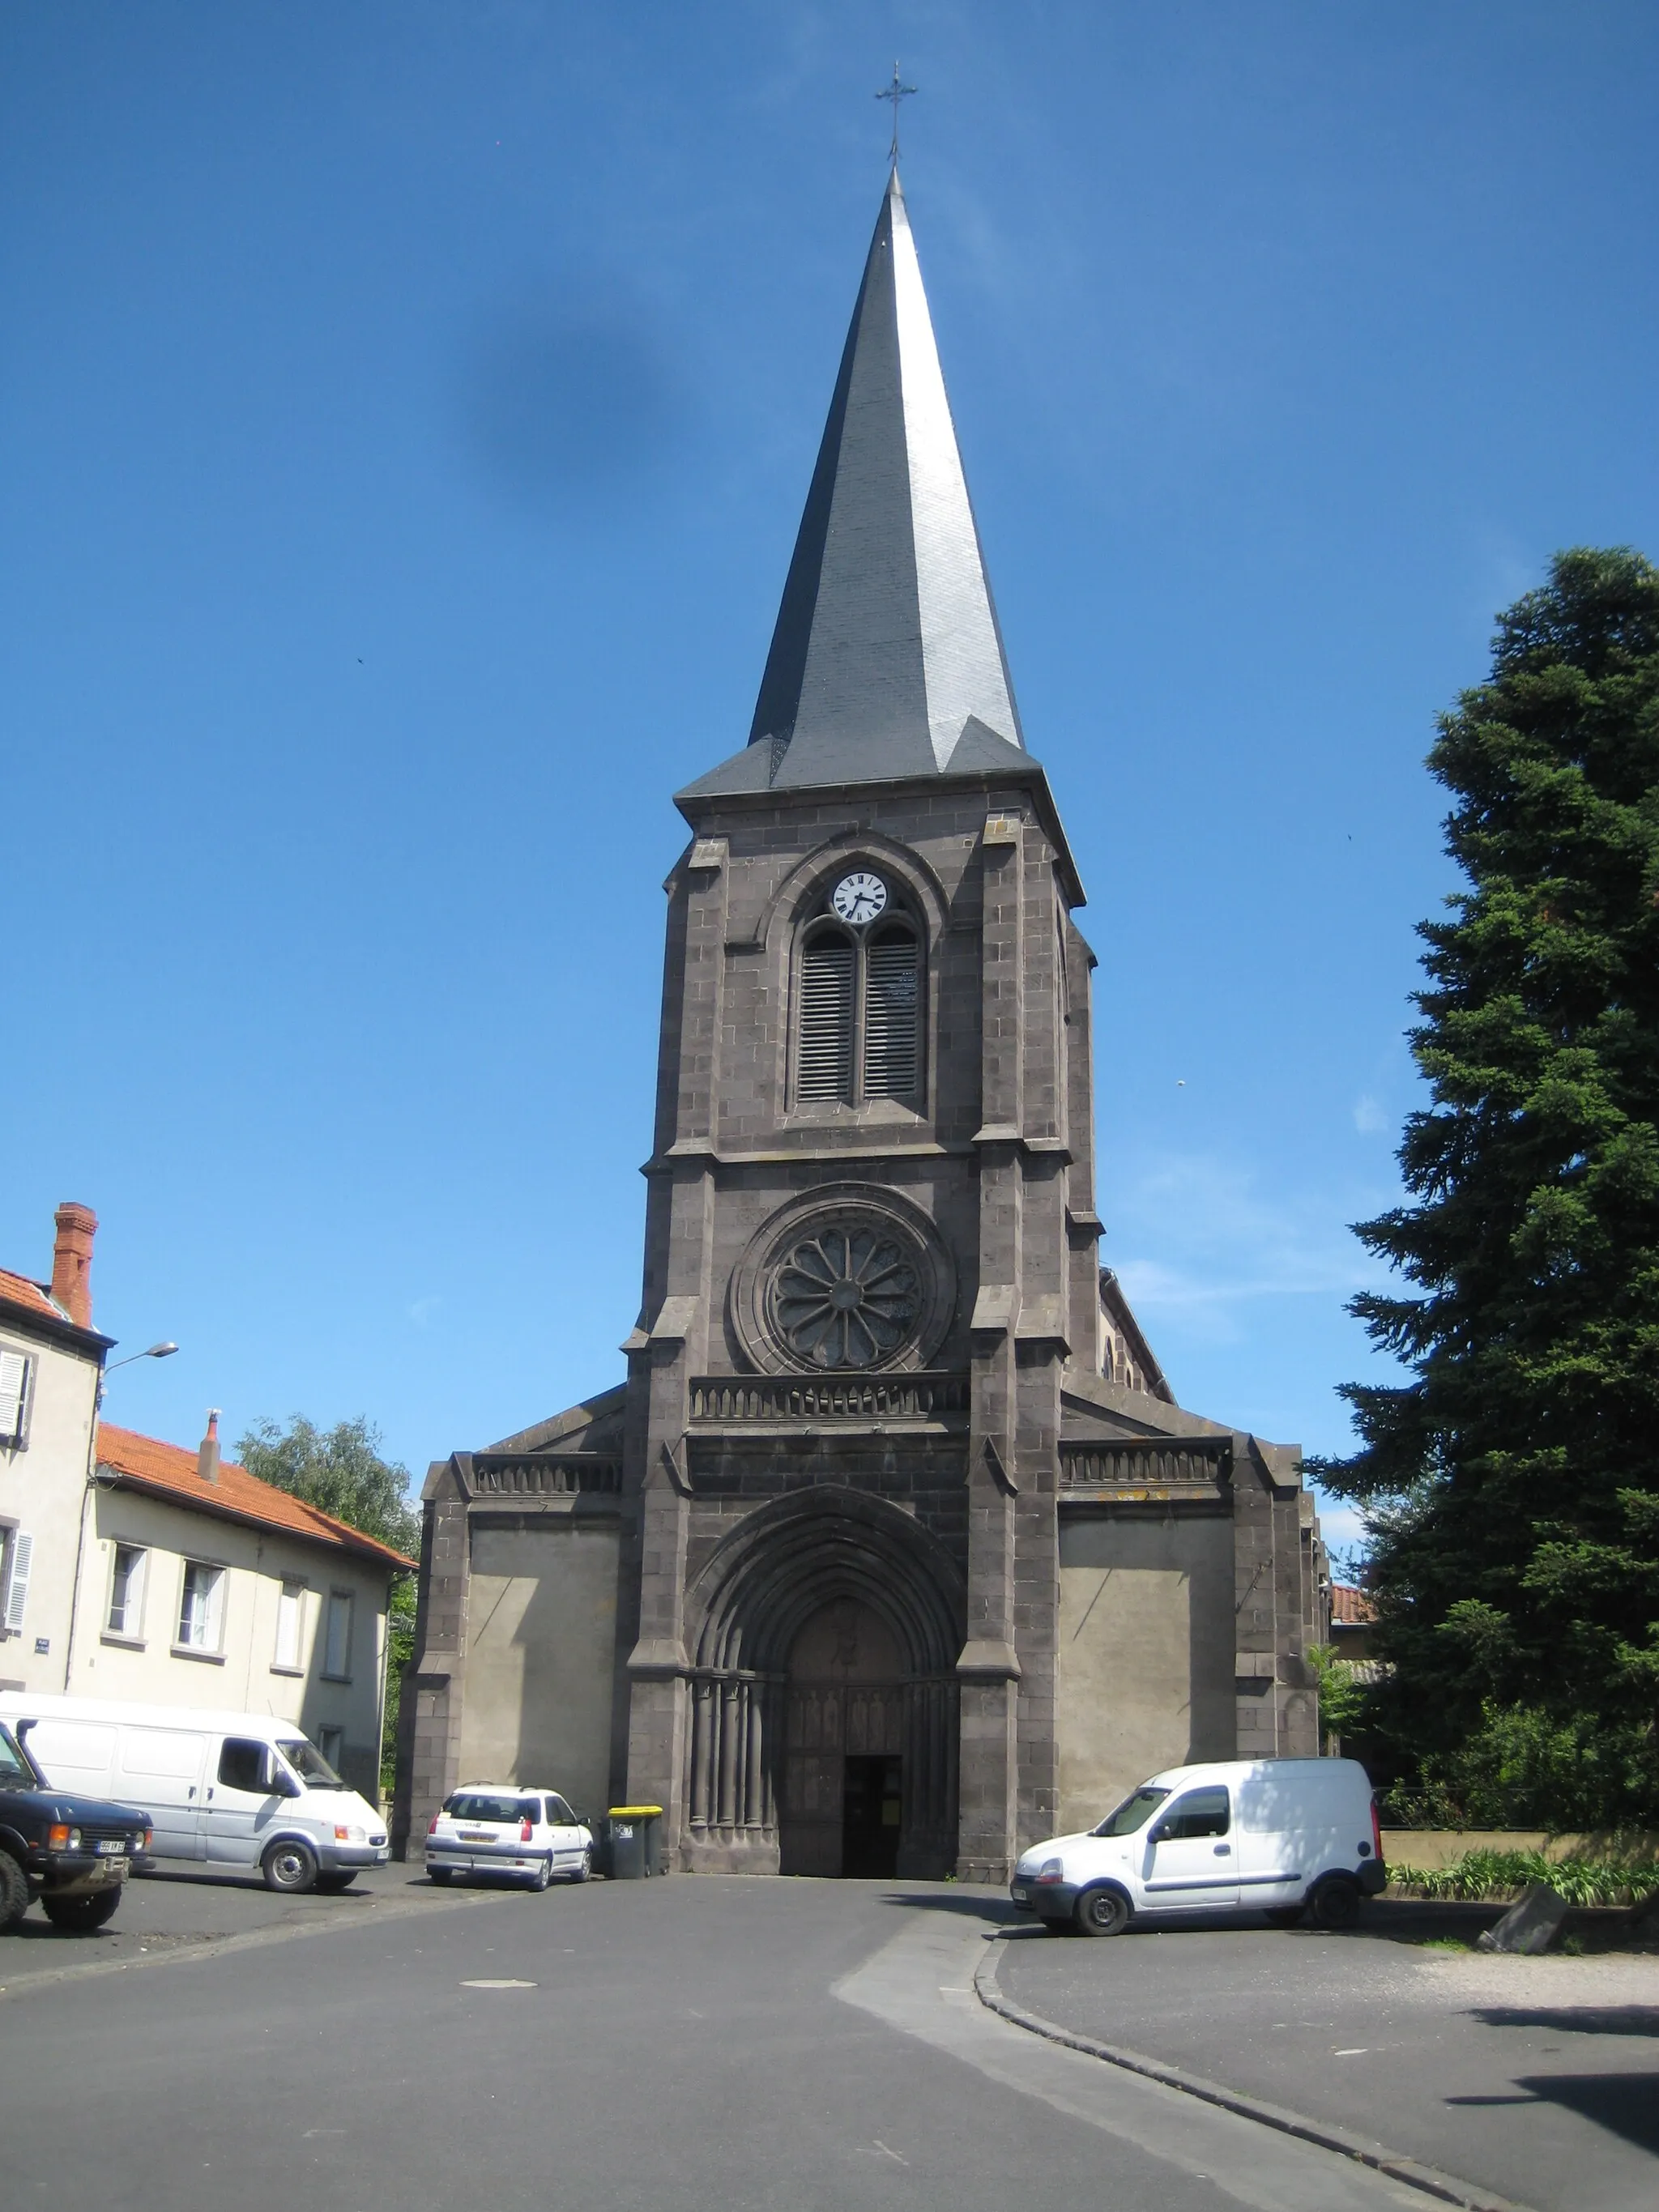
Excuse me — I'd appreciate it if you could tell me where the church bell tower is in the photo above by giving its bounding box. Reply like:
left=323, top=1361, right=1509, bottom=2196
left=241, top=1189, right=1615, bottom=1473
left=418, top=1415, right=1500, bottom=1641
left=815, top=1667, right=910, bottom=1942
left=620, top=171, right=1111, bottom=1880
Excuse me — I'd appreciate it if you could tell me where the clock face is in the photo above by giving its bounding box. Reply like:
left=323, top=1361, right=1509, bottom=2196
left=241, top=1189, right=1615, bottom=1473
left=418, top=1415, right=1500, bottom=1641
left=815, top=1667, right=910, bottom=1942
left=831, top=872, right=888, bottom=926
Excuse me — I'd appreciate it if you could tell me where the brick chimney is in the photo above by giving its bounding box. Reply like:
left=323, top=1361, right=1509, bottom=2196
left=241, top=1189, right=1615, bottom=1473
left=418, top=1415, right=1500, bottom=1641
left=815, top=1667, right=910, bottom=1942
left=197, top=1410, right=221, bottom=1485
left=51, top=1202, right=98, bottom=1329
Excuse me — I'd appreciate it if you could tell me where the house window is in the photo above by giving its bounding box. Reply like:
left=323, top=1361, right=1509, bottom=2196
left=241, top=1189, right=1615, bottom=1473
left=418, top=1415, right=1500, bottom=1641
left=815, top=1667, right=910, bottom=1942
left=794, top=889, right=923, bottom=1107
left=274, top=1582, right=304, bottom=1673
left=107, top=1545, right=147, bottom=1638
left=177, top=1561, right=225, bottom=1653
left=2, top=1527, right=32, bottom=1634
left=322, top=1590, right=353, bottom=1681
left=0, top=1347, right=32, bottom=1449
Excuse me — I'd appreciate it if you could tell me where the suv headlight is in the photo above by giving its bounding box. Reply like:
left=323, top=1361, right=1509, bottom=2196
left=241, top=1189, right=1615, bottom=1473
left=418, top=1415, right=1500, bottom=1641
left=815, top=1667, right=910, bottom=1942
left=46, top=1824, right=82, bottom=1851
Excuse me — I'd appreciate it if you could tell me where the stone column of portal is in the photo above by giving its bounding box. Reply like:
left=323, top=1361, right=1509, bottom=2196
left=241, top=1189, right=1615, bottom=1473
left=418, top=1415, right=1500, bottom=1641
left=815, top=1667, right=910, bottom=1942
left=957, top=808, right=1025, bottom=1882
left=624, top=840, right=728, bottom=1862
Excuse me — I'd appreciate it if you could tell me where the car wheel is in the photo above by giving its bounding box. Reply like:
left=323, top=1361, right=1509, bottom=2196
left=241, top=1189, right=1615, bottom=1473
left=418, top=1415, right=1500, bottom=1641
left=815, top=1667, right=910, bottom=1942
left=262, top=1839, right=319, bottom=1894
left=0, top=1851, right=33, bottom=1933
left=42, top=1887, right=123, bottom=1933
left=1265, top=1905, right=1306, bottom=1928
left=314, top=1872, right=357, bottom=1893
left=428, top=1866, right=453, bottom=1886
left=1074, top=1886, right=1131, bottom=1938
left=1309, top=1877, right=1362, bottom=1930
left=530, top=1855, right=552, bottom=1891
left=569, top=1848, right=592, bottom=1884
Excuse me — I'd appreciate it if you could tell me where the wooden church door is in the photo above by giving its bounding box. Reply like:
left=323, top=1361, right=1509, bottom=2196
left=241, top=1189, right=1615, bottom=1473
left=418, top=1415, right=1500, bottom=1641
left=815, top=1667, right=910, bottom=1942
left=778, top=1599, right=903, bottom=1876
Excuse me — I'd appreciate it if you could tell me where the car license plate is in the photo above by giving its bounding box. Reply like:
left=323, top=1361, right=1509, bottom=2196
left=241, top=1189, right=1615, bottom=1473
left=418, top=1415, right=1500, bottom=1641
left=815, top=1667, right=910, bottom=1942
left=95, top=1839, right=128, bottom=1856
left=460, top=1831, right=493, bottom=1844
left=1011, top=1885, right=1028, bottom=1901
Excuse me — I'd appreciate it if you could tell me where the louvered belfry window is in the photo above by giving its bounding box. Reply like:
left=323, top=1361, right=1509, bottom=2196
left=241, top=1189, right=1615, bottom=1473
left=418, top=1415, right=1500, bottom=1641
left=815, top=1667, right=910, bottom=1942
left=797, top=928, right=857, bottom=1101
left=794, top=897, right=923, bottom=1106
left=863, top=925, right=920, bottom=1097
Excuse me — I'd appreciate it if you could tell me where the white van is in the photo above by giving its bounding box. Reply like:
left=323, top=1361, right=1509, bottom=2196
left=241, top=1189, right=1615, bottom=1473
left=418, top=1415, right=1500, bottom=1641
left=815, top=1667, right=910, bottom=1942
left=1011, top=1757, right=1384, bottom=1936
left=0, top=1692, right=389, bottom=1894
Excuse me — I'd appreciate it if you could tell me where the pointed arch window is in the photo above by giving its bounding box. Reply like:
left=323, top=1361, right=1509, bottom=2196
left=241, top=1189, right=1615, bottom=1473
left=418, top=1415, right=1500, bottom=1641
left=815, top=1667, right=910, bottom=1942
left=794, top=887, right=923, bottom=1106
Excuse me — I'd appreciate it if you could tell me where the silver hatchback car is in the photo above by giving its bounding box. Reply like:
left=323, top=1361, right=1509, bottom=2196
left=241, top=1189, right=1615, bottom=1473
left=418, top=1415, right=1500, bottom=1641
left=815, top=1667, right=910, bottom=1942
left=425, top=1785, right=595, bottom=1890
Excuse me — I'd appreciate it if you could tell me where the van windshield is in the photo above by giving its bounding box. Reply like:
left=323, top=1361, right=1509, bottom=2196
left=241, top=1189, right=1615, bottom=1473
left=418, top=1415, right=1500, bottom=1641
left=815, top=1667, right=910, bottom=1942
left=278, top=1738, right=345, bottom=1790
left=1093, top=1786, right=1170, bottom=1837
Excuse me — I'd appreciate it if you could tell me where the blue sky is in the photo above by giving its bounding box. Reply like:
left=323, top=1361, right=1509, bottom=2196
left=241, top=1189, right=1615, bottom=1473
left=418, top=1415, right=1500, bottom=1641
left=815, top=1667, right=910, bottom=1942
left=4, top=3, right=1656, bottom=1558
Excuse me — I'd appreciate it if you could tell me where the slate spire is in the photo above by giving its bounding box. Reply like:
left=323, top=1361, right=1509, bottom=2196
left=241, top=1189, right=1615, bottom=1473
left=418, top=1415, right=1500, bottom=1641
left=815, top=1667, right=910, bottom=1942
left=683, top=171, right=1026, bottom=798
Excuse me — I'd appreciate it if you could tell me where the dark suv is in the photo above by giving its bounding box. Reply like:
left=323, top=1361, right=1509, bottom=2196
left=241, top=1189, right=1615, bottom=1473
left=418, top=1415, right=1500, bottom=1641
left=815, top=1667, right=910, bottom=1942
left=0, top=1720, right=152, bottom=1933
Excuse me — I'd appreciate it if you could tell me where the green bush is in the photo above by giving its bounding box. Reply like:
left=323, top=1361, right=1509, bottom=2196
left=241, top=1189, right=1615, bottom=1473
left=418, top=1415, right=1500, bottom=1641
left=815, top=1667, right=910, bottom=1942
left=1388, top=1848, right=1659, bottom=1907
left=1378, top=1701, right=1659, bottom=1830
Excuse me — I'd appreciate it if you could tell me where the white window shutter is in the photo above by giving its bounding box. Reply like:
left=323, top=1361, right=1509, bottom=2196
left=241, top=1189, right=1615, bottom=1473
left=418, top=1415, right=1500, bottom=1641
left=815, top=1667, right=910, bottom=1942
left=0, top=1350, right=28, bottom=1445
left=5, top=1530, right=32, bottom=1632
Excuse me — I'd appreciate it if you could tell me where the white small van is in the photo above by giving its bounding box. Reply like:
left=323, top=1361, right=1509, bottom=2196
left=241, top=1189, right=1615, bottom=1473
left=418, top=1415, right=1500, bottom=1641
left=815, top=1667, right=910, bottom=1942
left=0, top=1692, right=389, bottom=1894
left=1011, top=1757, right=1384, bottom=1936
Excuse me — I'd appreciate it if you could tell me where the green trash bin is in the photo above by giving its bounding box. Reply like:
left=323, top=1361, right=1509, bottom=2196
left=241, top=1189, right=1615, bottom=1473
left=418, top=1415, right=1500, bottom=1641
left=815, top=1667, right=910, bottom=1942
left=606, top=1805, right=663, bottom=1880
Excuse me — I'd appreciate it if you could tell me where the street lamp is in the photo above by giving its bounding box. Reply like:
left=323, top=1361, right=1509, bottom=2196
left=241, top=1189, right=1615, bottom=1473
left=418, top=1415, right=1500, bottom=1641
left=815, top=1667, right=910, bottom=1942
left=98, top=1341, right=178, bottom=1405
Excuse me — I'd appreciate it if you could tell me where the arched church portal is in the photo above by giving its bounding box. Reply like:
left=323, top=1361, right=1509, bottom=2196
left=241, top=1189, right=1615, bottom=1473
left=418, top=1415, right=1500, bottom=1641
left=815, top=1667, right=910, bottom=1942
left=682, top=1493, right=960, bottom=1878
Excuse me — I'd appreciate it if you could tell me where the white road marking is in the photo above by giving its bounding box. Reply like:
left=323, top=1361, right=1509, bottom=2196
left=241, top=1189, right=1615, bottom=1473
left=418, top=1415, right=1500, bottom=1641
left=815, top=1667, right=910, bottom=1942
left=462, top=1977, right=537, bottom=1988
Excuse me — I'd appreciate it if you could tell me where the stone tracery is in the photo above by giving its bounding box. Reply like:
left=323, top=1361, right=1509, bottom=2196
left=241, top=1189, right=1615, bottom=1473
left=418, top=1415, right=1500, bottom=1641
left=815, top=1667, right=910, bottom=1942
left=767, top=1222, right=921, bottom=1369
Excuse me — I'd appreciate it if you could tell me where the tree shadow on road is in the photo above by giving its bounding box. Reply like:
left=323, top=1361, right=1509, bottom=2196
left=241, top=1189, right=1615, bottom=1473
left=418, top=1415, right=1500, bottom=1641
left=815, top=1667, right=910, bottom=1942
left=1447, top=2073, right=1659, bottom=2157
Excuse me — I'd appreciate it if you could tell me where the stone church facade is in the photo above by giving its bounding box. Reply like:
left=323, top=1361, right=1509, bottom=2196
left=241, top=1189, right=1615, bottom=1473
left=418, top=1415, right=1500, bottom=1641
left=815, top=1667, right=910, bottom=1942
left=394, top=175, right=1325, bottom=1882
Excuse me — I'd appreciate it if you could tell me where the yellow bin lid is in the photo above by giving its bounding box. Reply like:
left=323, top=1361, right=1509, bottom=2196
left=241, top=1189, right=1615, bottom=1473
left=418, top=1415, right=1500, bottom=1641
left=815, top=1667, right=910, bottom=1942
left=608, top=1805, right=663, bottom=1818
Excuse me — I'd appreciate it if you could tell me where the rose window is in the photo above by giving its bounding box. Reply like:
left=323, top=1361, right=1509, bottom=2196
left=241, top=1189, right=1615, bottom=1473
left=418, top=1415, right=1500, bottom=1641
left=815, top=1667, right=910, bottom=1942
left=767, top=1225, right=922, bottom=1370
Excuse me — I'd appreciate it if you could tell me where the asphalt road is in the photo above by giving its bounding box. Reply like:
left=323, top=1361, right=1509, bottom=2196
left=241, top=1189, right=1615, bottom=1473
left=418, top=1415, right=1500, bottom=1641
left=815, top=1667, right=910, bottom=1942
left=1, top=1870, right=1435, bottom=2212
left=997, top=1904, right=1659, bottom=2212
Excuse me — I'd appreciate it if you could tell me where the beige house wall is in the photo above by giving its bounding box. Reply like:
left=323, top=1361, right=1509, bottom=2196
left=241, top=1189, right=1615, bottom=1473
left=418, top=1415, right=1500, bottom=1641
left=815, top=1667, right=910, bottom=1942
left=0, top=1327, right=101, bottom=1693
left=60, top=1487, right=392, bottom=1796
left=455, top=1524, right=620, bottom=1818
left=1056, top=1515, right=1236, bottom=1836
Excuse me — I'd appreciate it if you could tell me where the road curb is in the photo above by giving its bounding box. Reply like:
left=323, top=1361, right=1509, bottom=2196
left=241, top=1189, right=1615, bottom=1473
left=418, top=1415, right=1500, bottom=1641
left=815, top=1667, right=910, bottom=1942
left=972, top=1935, right=1537, bottom=2212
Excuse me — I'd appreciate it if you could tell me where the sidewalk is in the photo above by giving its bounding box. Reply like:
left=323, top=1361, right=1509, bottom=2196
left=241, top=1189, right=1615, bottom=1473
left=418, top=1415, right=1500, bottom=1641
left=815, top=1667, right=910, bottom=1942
left=992, top=1904, right=1659, bottom=2212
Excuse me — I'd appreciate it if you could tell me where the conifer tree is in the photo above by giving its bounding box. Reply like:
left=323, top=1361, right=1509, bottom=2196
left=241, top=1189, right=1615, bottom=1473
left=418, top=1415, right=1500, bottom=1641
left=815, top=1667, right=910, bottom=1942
left=1321, top=548, right=1659, bottom=1825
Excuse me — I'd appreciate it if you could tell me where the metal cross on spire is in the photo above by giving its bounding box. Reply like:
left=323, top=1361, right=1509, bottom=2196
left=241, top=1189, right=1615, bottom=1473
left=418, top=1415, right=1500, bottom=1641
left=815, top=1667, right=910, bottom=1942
left=875, top=62, right=916, bottom=164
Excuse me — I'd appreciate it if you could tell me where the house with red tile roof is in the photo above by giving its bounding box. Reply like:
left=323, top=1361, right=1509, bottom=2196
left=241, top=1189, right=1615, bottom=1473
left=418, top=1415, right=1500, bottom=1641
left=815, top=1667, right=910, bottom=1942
left=2, top=1205, right=414, bottom=1794
left=1329, top=1583, right=1378, bottom=1661
left=2, top=1204, right=112, bottom=1695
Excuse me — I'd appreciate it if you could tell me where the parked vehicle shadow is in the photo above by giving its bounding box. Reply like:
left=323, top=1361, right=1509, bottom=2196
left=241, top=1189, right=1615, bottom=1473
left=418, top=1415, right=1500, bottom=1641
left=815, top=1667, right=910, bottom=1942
left=1469, top=2005, right=1659, bottom=2039
left=875, top=1887, right=1023, bottom=1924
left=1446, top=2073, right=1659, bottom=2157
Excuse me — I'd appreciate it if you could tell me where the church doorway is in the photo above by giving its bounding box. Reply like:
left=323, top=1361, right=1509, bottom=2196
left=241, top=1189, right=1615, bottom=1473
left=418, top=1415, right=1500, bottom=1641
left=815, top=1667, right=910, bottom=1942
left=842, top=1754, right=902, bottom=1877
left=681, top=1489, right=962, bottom=1877
left=779, top=1598, right=904, bottom=1877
